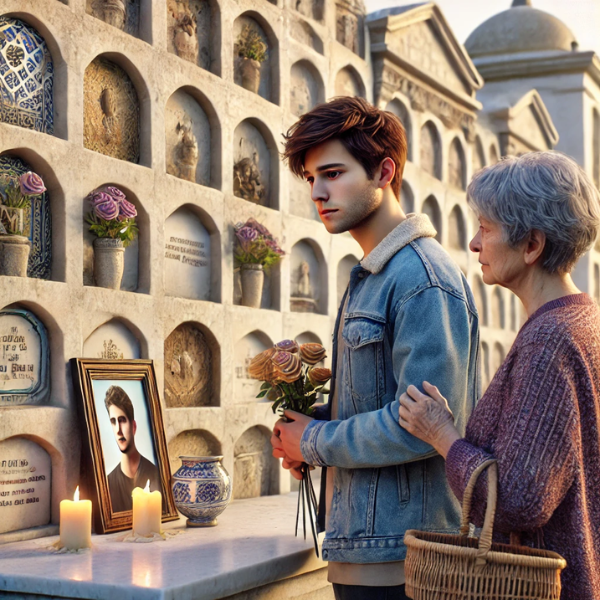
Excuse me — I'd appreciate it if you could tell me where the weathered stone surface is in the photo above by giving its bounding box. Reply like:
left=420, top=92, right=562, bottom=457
left=168, top=429, right=220, bottom=474
left=233, top=426, right=277, bottom=499
left=83, top=319, right=141, bottom=359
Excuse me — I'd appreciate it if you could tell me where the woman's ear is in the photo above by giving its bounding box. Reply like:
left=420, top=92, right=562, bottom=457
left=378, top=157, right=396, bottom=190
left=523, top=229, right=546, bottom=266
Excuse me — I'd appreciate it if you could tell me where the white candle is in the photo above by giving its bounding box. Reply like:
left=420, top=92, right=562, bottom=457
left=59, top=486, right=92, bottom=550
left=132, top=480, right=161, bottom=536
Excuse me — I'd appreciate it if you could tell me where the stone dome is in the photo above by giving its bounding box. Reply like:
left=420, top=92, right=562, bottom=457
left=465, top=1, right=578, bottom=58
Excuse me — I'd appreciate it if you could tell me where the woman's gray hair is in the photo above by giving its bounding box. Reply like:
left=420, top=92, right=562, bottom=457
left=467, top=151, right=600, bottom=274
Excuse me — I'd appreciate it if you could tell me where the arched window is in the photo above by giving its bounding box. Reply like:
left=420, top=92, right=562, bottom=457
left=420, top=122, right=441, bottom=179
left=448, top=138, right=466, bottom=190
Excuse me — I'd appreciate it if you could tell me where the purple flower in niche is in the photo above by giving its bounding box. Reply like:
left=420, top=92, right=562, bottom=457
left=119, top=198, right=137, bottom=219
left=19, top=172, right=46, bottom=196
left=93, top=195, right=119, bottom=221
left=236, top=226, right=258, bottom=251
left=106, top=186, right=127, bottom=203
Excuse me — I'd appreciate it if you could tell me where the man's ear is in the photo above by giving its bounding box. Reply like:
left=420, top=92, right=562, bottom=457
left=378, top=157, right=396, bottom=190
left=523, top=229, right=546, bottom=266
left=132, top=419, right=137, bottom=436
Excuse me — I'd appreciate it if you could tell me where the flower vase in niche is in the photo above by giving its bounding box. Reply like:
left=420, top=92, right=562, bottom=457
left=93, top=0, right=127, bottom=30
left=233, top=154, right=265, bottom=205
left=236, top=25, right=267, bottom=94
left=172, top=7, right=198, bottom=63
left=85, top=186, right=138, bottom=289
left=0, top=172, right=46, bottom=277
left=175, top=122, right=199, bottom=183
left=172, top=456, right=231, bottom=527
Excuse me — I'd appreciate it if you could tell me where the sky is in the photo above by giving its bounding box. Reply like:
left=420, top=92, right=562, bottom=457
left=363, top=0, right=600, bottom=56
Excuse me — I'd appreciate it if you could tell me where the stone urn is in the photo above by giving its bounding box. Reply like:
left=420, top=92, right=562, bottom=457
left=93, top=237, right=125, bottom=290
left=0, top=235, right=31, bottom=277
left=172, top=456, right=232, bottom=527
left=240, top=263, right=264, bottom=308
left=239, top=57, right=261, bottom=94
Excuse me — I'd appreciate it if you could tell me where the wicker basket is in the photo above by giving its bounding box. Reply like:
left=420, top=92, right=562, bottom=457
left=404, top=459, right=567, bottom=600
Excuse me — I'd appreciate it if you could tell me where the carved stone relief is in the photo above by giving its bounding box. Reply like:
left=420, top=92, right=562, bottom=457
left=290, top=18, right=323, bottom=54
left=385, top=99, right=412, bottom=160
left=87, top=0, right=140, bottom=36
left=167, top=0, right=212, bottom=71
left=84, top=58, right=140, bottom=163
left=334, top=67, right=362, bottom=98
left=337, top=254, right=358, bottom=307
left=233, top=17, right=271, bottom=102
left=449, top=138, right=466, bottom=190
left=234, top=331, right=272, bottom=402
left=290, top=61, right=320, bottom=117
left=83, top=320, right=141, bottom=359
left=0, top=18, right=54, bottom=135
left=233, top=121, right=270, bottom=206
left=290, top=241, right=321, bottom=313
left=292, top=0, right=324, bottom=22
left=336, top=0, right=365, bottom=57
left=421, top=196, right=441, bottom=242
left=233, top=427, right=277, bottom=499
left=165, top=90, right=210, bottom=186
left=420, top=122, right=441, bottom=179
left=168, top=430, right=220, bottom=475
left=165, top=323, right=213, bottom=408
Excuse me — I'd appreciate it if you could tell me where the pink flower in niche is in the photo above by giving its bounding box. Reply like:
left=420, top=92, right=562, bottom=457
left=106, top=186, right=127, bottom=203
left=93, top=195, right=119, bottom=221
left=19, top=172, right=46, bottom=196
left=118, top=198, right=137, bottom=219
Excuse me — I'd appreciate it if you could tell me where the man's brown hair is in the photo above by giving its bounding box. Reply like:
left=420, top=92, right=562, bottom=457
left=282, top=96, right=408, bottom=198
left=105, top=385, right=134, bottom=422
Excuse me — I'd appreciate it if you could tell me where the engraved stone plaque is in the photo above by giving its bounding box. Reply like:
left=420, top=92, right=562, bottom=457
left=83, top=320, right=141, bottom=359
left=0, top=437, right=51, bottom=534
left=0, top=309, right=49, bottom=406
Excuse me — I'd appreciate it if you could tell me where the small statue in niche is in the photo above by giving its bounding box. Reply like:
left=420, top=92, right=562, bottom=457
left=172, top=2, right=198, bottom=63
left=296, top=261, right=313, bottom=298
left=100, top=87, right=119, bottom=143
left=92, top=0, right=126, bottom=30
left=291, top=260, right=318, bottom=312
left=174, top=122, right=199, bottom=182
left=233, top=153, right=265, bottom=204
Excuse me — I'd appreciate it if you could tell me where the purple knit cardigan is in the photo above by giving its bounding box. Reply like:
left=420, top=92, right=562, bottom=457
left=446, top=294, right=600, bottom=600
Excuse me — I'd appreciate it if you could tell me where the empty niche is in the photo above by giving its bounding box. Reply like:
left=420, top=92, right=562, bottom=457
left=386, top=99, right=412, bottom=161
left=87, top=0, right=140, bottom=36
left=83, top=319, right=141, bottom=359
left=336, top=0, right=365, bottom=57
left=290, top=240, right=327, bottom=314
left=168, top=429, right=221, bottom=475
left=84, top=57, right=140, bottom=163
left=0, top=17, right=54, bottom=135
left=292, top=0, right=324, bottom=22
left=491, top=287, right=505, bottom=329
left=449, top=138, right=466, bottom=190
left=0, top=155, right=52, bottom=279
left=400, top=181, right=414, bottom=214
left=473, top=276, right=488, bottom=326
left=420, top=122, right=441, bottom=180
left=164, top=206, right=215, bottom=301
left=167, top=0, right=218, bottom=73
left=233, top=119, right=275, bottom=208
left=334, top=66, right=364, bottom=98
left=491, top=342, right=504, bottom=379
left=290, top=60, right=323, bottom=117
left=234, top=426, right=278, bottom=499
left=337, top=254, right=358, bottom=307
left=289, top=170, right=318, bottom=220
left=164, top=322, right=219, bottom=408
left=421, top=196, right=441, bottom=242
left=290, top=18, right=323, bottom=54
left=472, top=136, right=485, bottom=175
left=165, top=89, right=211, bottom=187
left=233, top=15, right=275, bottom=103
left=234, top=330, right=273, bottom=402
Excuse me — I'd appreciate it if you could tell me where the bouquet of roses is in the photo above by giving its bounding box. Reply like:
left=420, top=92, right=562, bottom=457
left=248, top=339, right=331, bottom=555
left=234, top=218, right=284, bottom=270
left=0, top=171, right=46, bottom=235
left=85, top=186, right=138, bottom=246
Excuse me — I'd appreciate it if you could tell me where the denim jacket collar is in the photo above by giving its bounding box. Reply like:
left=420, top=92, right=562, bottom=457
left=360, top=213, right=437, bottom=275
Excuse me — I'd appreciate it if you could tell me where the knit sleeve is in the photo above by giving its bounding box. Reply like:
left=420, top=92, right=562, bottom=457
left=445, top=337, right=579, bottom=533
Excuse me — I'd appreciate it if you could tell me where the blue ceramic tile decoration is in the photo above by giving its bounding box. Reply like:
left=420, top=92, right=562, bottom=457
left=0, top=17, right=54, bottom=135
left=0, top=156, right=52, bottom=279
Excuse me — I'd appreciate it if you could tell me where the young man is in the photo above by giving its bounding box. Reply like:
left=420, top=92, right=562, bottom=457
left=271, top=97, right=479, bottom=600
left=104, top=385, right=160, bottom=512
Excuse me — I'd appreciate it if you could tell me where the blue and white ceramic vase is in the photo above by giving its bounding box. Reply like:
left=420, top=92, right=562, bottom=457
left=172, top=456, right=232, bottom=527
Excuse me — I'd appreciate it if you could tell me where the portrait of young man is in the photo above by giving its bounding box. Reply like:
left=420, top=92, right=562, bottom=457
left=103, top=384, right=160, bottom=513
left=272, top=97, right=480, bottom=600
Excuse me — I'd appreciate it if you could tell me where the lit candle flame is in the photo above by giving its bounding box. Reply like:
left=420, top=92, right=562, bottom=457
left=74, top=486, right=80, bottom=502
left=144, top=480, right=150, bottom=493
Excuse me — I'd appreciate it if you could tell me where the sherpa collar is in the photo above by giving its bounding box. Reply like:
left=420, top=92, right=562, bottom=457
left=360, top=213, right=437, bottom=274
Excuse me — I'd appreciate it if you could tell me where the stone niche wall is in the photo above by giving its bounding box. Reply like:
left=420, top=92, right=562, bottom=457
left=87, top=0, right=141, bottom=37
left=83, top=319, right=142, bottom=359
left=336, top=0, right=365, bottom=57
left=291, top=0, right=324, bottom=22
left=234, top=330, right=273, bottom=403
left=233, top=426, right=278, bottom=499
left=386, top=99, right=412, bottom=160
left=334, top=66, right=364, bottom=98
left=290, top=240, right=327, bottom=315
left=168, top=429, right=221, bottom=475
left=337, top=254, right=358, bottom=306
left=290, top=60, right=323, bottom=117
left=290, top=18, right=324, bottom=54
left=421, top=195, right=442, bottom=242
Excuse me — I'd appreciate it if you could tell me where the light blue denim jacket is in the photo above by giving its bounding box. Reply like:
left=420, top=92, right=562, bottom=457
left=300, top=214, right=480, bottom=564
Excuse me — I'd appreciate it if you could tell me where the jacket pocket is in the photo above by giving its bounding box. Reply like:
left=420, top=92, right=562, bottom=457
left=342, top=316, right=385, bottom=404
left=396, top=464, right=410, bottom=505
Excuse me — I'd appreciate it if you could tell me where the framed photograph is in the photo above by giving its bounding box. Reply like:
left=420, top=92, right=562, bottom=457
left=71, top=359, right=178, bottom=534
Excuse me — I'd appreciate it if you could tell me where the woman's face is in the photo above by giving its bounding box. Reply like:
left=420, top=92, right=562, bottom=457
left=469, top=216, right=526, bottom=289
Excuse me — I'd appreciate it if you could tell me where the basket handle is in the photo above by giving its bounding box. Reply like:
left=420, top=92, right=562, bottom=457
left=458, top=459, right=498, bottom=566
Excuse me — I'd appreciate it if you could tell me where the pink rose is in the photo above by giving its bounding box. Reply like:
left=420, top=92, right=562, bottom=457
left=19, top=172, right=46, bottom=196
left=118, top=198, right=137, bottom=219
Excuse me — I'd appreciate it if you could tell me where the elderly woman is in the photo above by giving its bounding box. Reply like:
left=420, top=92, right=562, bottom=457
left=399, top=152, right=600, bottom=599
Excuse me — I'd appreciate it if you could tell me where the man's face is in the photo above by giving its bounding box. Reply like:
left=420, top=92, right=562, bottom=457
left=108, top=404, right=136, bottom=454
left=303, top=139, right=382, bottom=234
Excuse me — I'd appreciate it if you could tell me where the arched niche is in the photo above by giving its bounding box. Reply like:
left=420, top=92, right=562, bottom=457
left=400, top=181, right=414, bottom=214
left=420, top=121, right=441, bottom=180
left=481, top=341, right=490, bottom=390
left=489, top=144, right=499, bottom=165
left=334, top=66, right=364, bottom=98
left=295, top=331, right=322, bottom=345
left=83, top=318, right=142, bottom=359
left=234, top=330, right=273, bottom=401
left=386, top=99, right=412, bottom=161
left=83, top=55, right=145, bottom=164
left=472, top=276, right=488, bottom=326
left=421, top=195, right=441, bottom=242
left=288, top=170, right=318, bottom=220
left=0, top=17, right=54, bottom=136
left=164, top=322, right=219, bottom=408
left=290, top=18, right=323, bottom=54
left=164, top=205, right=219, bottom=302
left=449, top=138, right=466, bottom=190
left=290, top=60, right=324, bottom=117
left=168, top=429, right=221, bottom=475
left=491, top=287, right=505, bottom=329
left=448, top=205, right=466, bottom=251
left=472, top=136, right=485, bottom=176
left=492, top=342, right=504, bottom=379
left=167, top=0, right=220, bottom=74
left=336, top=0, right=365, bottom=57
left=233, top=426, right=278, bottom=499
left=82, top=184, right=149, bottom=293
left=233, top=14, right=278, bottom=104
left=166, top=88, right=217, bottom=188
left=87, top=0, right=142, bottom=38
left=290, top=239, right=327, bottom=315
left=337, top=254, right=358, bottom=307
left=233, top=119, right=278, bottom=209
left=292, top=0, right=324, bottom=22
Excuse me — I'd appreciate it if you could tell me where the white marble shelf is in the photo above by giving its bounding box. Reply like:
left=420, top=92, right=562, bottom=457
left=0, top=493, right=325, bottom=600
